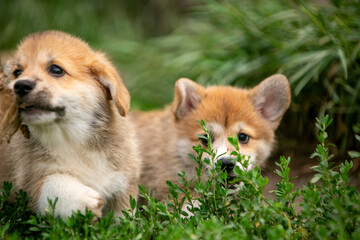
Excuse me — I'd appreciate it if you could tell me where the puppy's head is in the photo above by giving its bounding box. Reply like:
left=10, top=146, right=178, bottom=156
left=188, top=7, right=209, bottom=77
left=5, top=31, right=129, bottom=128
left=171, top=75, right=291, bottom=176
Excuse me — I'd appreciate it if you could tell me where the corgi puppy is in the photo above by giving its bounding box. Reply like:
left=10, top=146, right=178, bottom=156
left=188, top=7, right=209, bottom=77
left=0, top=31, right=141, bottom=218
left=130, top=75, right=290, bottom=202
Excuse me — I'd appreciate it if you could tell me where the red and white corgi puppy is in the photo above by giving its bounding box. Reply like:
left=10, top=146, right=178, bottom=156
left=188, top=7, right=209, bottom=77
left=0, top=31, right=141, bottom=218
left=130, top=75, right=290, bottom=202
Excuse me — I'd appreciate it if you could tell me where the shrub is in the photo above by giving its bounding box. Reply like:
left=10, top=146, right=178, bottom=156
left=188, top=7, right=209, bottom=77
left=1, top=115, right=359, bottom=239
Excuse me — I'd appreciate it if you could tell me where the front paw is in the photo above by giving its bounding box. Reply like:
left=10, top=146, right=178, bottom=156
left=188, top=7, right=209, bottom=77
left=80, top=186, right=104, bottom=217
left=38, top=174, right=104, bottom=218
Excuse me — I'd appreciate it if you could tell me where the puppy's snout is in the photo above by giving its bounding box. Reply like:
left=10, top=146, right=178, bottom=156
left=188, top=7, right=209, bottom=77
left=14, top=80, right=36, bottom=97
left=220, top=158, right=235, bottom=172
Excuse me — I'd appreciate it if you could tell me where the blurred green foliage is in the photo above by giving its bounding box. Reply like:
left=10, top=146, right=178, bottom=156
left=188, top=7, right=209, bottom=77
left=0, top=0, right=359, bottom=153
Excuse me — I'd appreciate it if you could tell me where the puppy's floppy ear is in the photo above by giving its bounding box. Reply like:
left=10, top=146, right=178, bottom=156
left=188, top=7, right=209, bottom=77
left=251, top=74, right=291, bottom=129
left=89, top=53, right=130, bottom=116
left=0, top=68, right=21, bottom=144
left=172, top=78, right=206, bottom=120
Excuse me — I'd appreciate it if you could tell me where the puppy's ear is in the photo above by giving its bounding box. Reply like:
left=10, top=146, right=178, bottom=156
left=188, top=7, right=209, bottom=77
left=251, top=74, right=291, bottom=129
left=171, top=78, right=205, bottom=120
left=89, top=53, right=130, bottom=117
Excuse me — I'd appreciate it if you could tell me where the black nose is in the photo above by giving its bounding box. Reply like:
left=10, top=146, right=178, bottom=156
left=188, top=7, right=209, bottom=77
left=220, top=158, right=235, bottom=172
left=14, top=80, right=36, bottom=97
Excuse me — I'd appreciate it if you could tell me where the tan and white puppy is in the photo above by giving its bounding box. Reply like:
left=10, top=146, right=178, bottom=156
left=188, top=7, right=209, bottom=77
left=0, top=31, right=141, bottom=218
left=130, top=75, right=290, bottom=202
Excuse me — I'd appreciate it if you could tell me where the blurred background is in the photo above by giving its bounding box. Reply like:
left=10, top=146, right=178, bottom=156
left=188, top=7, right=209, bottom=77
left=1, top=0, right=359, bottom=187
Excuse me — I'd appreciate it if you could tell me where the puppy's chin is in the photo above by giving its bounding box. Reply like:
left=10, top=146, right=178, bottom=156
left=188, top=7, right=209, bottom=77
left=20, top=108, right=61, bottom=125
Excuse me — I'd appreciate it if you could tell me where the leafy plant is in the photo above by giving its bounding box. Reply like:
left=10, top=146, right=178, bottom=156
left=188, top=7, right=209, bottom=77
left=299, top=115, right=360, bottom=239
left=1, top=116, right=359, bottom=239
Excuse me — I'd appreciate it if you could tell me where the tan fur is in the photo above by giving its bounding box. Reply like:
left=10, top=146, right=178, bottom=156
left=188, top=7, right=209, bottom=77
left=0, top=31, right=141, bottom=218
left=0, top=67, right=21, bottom=144
left=131, top=75, right=290, bottom=202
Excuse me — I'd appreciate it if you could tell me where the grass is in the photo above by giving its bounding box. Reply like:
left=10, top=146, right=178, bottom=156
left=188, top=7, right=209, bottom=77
left=1, top=116, right=360, bottom=239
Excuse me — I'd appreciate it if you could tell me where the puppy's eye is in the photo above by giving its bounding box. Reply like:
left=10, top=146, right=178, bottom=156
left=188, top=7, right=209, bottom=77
left=48, top=64, right=65, bottom=77
left=199, top=133, right=214, bottom=147
left=238, top=133, right=250, bottom=144
left=13, top=69, right=22, bottom=78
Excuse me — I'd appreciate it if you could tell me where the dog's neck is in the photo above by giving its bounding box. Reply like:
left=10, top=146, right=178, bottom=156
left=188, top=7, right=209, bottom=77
left=26, top=114, right=115, bottom=156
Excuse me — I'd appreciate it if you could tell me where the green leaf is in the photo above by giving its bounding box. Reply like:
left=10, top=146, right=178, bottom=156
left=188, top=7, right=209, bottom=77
left=130, top=195, right=136, bottom=211
left=348, top=151, right=360, bottom=158
left=311, top=174, right=322, bottom=184
left=337, top=47, right=348, bottom=79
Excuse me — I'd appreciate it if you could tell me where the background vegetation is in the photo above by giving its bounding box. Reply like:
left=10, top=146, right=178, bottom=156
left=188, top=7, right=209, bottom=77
left=1, top=0, right=359, bottom=155
left=0, top=0, right=359, bottom=238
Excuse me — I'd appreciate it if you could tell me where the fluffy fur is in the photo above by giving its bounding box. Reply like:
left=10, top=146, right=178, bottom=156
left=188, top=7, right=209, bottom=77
left=0, top=31, right=141, bottom=218
left=130, top=75, right=290, bottom=202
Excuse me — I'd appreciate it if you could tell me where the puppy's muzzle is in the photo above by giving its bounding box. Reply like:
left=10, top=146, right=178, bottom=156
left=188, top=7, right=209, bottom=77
left=220, top=157, right=235, bottom=172
left=14, top=80, right=36, bottom=98
left=219, top=157, right=239, bottom=189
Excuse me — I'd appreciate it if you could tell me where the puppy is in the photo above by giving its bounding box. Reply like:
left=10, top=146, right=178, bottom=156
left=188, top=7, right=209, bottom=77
left=0, top=31, right=141, bottom=218
left=130, top=75, right=290, bottom=202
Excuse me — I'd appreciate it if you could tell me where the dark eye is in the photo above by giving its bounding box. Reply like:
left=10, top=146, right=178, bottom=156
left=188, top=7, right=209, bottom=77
left=238, top=133, right=250, bottom=144
left=13, top=69, right=22, bottom=78
left=199, top=133, right=214, bottom=147
left=48, top=64, right=64, bottom=77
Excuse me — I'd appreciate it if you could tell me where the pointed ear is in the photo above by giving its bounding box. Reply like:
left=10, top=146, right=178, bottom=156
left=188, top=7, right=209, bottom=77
left=251, top=74, right=291, bottom=129
left=171, top=78, right=205, bottom=120
left=89, top=52, right=130, bottom=117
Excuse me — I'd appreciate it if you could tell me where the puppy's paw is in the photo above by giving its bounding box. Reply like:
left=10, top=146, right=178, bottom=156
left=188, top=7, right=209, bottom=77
left=38, top=174, right=104, bottom=218
left=80, top=186, right=104, bottom=217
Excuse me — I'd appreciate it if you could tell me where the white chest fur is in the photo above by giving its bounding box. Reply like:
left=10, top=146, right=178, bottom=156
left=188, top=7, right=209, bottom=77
left=29, top=123, right=128, bottom=198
